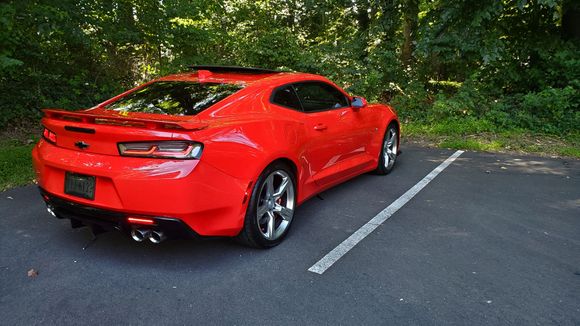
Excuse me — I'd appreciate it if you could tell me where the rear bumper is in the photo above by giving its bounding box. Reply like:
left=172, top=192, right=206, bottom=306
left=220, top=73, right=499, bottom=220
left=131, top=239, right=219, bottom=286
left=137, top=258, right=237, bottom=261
left=32, top=140, right=252, bottom=236
left=40, top=188, right=199, bottom=239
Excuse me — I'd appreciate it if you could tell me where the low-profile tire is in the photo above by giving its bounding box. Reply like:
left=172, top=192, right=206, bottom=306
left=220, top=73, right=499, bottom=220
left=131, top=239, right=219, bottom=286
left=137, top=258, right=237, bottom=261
left=375, top=123, right=399, bottom=175
left=236, top=162, right=296, bottom=248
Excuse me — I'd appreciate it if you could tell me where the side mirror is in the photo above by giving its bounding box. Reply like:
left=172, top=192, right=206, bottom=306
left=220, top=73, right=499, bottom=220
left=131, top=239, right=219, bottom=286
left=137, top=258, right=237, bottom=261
left=351, top=96, right=367, bottom=109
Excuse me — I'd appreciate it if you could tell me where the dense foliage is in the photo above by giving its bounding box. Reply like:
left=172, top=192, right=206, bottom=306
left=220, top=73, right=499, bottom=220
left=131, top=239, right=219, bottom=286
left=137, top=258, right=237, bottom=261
left=1, top=0, right=579, bottom=135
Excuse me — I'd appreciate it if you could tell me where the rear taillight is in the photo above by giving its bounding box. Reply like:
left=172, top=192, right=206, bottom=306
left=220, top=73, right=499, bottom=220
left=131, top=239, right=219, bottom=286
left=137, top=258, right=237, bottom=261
left=42, top=127, right=57, bottom=144
left=118, top=141, right=203, bottom=159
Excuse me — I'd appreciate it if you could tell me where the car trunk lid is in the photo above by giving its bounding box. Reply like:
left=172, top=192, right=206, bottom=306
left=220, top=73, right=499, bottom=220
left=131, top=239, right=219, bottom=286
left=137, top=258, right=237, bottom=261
left=41, top=108, right=208, bottom=156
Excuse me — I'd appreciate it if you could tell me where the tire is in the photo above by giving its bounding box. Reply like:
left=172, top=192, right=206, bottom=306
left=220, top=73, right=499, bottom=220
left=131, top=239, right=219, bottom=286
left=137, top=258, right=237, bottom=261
left=236, top=162, right=296, bottom=248
left=375, top=123, right=399, bottom=175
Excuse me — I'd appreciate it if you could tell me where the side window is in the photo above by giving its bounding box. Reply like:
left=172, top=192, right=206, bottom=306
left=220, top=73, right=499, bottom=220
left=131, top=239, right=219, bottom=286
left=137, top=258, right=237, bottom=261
left=271, top=85, right=302, bottom=111
left=293, top=82, right=349, bottom=113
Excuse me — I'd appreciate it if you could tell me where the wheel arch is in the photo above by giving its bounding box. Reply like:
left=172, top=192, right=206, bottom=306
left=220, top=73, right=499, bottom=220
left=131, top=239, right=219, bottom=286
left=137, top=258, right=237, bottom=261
left=257, top=156, right=300, bottom=200
left=387, top=118, right=400, bottom=142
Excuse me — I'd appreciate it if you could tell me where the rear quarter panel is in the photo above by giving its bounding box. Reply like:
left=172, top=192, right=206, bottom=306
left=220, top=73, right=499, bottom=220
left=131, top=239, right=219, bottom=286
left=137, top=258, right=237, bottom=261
left=176, top=86, right=305, bottom=185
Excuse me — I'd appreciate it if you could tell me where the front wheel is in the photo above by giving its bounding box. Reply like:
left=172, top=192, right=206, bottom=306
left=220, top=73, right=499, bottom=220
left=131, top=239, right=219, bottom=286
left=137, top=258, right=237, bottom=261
left=375, top=123, right=399, bottom=175
left=236, top=162, right=296, bottom=248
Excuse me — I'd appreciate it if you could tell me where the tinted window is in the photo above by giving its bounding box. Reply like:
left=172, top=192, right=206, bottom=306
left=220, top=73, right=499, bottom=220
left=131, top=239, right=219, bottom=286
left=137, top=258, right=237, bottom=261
left=293, top=82, right=349, bottom=112
left=105, top=81, right=244, bottom=116
left=271, top=85, right=302, bottom=111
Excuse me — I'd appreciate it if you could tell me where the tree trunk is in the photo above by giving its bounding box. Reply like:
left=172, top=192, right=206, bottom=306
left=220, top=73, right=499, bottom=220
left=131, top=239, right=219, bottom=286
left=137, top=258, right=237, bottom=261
left=562, top=0, right=580, bottom=41
left=401, top=0, right=419, bottom=66
left=355, top=0, right=370, bottom=59
left=356, top=0, right=370, bottom=33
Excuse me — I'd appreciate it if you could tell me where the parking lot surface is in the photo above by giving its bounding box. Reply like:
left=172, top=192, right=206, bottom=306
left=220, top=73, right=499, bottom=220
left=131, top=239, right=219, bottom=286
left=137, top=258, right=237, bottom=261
left=1, top=146, right=579, bottom=325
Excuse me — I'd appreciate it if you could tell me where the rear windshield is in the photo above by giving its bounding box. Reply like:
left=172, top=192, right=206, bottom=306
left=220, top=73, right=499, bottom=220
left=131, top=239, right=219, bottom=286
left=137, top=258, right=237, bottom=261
left=105, top=81, right=244, bottom=116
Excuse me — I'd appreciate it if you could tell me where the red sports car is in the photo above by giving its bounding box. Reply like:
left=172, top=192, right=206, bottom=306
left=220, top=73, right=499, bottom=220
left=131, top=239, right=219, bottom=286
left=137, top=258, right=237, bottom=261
left=32, top=66, right=400, bottom=248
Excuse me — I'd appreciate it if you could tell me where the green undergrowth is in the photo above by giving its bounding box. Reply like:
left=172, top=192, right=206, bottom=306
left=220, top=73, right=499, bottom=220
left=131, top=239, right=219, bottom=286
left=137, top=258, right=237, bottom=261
left=403, top=120, right=580, bottom=159
left=0, top=139, right=36, bottom=192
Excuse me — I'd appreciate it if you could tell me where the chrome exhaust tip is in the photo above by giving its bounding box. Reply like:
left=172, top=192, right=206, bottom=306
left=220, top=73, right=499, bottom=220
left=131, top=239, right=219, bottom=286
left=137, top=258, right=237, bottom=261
left=46, top=205, right=56, bottom=217
left=131, top=228, right=150, bottom=242
left=148, top=230, right=166, bottom=244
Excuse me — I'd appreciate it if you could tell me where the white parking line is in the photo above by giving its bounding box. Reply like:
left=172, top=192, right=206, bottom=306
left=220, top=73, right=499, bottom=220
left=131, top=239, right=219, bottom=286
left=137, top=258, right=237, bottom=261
left=308, top=150, right=465, bottom=275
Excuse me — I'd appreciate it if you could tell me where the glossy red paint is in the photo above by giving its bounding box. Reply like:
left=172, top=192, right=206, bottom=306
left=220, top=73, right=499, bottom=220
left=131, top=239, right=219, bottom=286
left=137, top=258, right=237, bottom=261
left=32, top=70, right=399, bottom=237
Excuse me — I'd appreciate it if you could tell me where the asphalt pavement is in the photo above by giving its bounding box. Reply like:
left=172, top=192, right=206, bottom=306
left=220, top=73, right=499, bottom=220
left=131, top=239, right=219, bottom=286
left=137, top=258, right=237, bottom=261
left=0, top=145, right=579, bottom=325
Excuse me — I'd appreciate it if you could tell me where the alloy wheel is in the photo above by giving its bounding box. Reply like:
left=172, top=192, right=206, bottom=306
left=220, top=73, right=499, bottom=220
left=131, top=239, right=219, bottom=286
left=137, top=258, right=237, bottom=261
left=383, top=128, right=398, bottom=169
left=256, top=170, right=295, bottom=240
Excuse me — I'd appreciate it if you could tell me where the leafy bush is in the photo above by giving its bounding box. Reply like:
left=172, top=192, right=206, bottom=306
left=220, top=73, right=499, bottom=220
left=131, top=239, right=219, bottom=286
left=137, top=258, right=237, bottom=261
left=515, top=86, right=578, bottom=134
left=0, top=0, right=578, bottom=141
left=389, top=81, right=432, bottom=121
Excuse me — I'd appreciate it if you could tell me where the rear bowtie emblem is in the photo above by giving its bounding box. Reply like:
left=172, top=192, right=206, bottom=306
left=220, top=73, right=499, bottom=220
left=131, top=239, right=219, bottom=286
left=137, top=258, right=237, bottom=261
left=75, top=141, right=90, bottom=149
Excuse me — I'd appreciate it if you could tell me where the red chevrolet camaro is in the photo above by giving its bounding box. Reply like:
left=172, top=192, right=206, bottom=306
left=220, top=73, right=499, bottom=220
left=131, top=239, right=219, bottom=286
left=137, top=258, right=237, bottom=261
left=32, top=66, right=400, bottom=248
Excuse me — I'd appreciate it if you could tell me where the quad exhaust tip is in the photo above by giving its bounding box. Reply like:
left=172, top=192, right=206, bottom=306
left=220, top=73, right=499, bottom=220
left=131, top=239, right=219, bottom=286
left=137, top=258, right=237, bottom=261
left=46, top=205, right=56, bottom=217
left=149, top=230, right=166, bottom=244
left=130, top=228, right=166, bottom=244
left=131, top=228, right=150, bottom=242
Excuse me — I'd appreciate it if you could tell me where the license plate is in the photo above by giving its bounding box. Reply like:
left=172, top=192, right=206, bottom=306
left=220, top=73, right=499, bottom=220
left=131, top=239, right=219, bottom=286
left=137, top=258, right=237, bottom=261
left=64, top=172, right=95, bottom=200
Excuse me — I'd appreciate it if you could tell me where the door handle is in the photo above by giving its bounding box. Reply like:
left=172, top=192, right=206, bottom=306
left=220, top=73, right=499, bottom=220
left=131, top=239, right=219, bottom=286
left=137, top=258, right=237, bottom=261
left=314, top=124, right=327, bottom=131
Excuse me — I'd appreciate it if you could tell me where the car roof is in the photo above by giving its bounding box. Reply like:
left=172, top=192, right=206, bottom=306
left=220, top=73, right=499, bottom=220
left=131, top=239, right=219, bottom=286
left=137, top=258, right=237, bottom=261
left=156, top=71, right=328, bottom=86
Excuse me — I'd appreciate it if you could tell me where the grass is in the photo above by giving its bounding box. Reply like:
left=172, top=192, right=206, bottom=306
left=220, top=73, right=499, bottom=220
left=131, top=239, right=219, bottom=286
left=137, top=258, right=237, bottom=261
left=0, top=139, right=36, bottom=192
left=403, top=120, right=580, bottom=158
left=0, top=119, right=578, bottom=192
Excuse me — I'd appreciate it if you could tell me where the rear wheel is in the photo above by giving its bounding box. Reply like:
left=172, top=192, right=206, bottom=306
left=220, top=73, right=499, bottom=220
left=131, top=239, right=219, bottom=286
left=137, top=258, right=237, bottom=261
left=375, top=123, right=399, bottom=175
left=237, top=162, right=296, bottom=248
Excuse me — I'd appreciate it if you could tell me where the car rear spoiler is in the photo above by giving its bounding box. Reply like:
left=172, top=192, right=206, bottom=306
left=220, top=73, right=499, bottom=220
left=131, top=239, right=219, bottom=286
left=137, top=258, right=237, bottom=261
left=42, top=109, right=208, bottom=131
